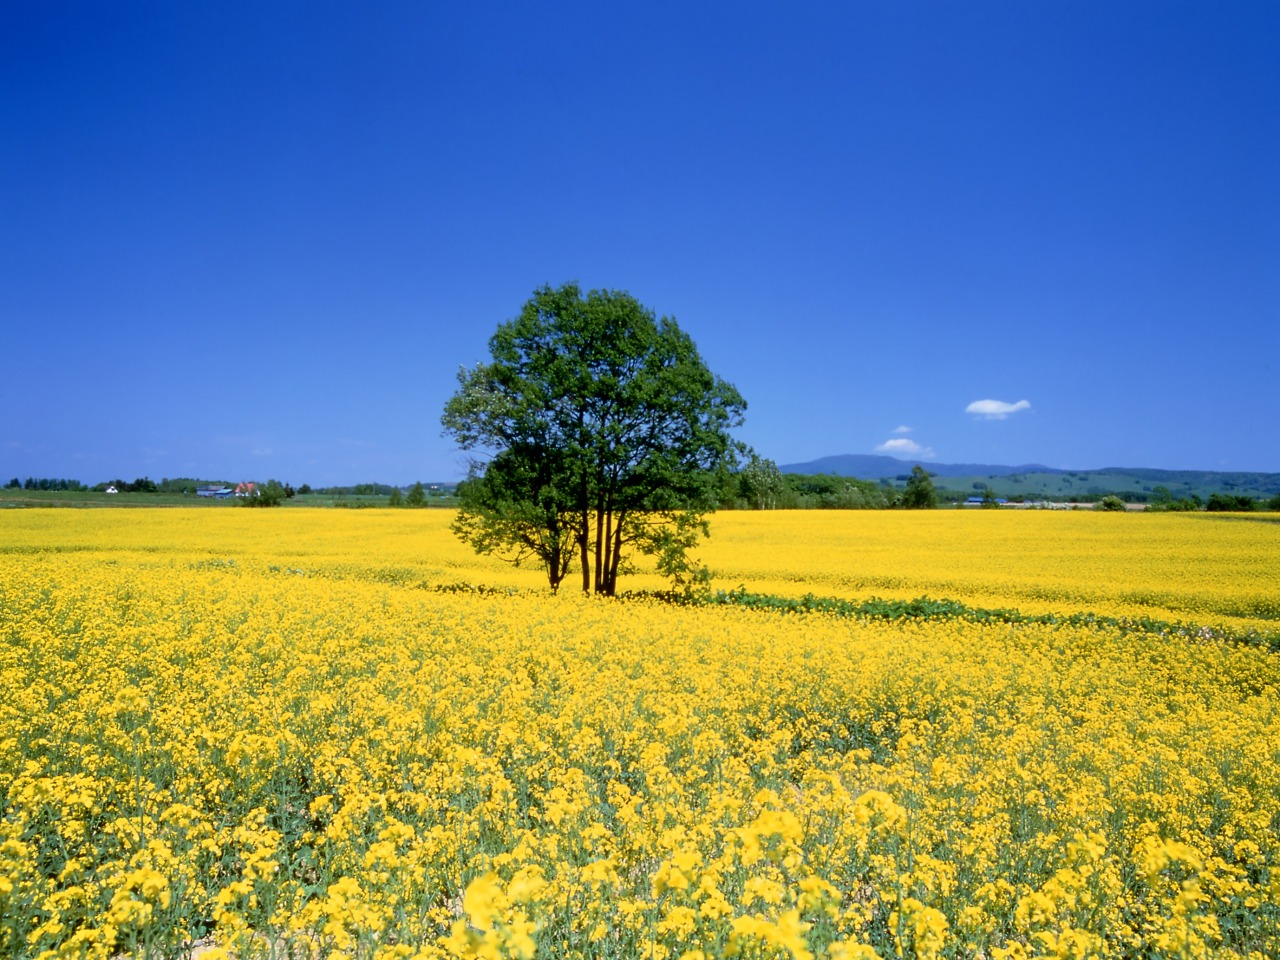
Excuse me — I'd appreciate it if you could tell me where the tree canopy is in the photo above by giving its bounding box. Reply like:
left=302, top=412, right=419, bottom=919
left=901, top=465, right=938, bottom=509
left=441, top=283, right=746, bottom=595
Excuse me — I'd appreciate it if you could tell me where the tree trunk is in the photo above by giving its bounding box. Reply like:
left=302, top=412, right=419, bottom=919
left=600, top=507, right=613, bottom=594
left=594, top=498, right=605, bottom=594
left=548, top=550, right=562, bottom=592
left=578, top=416, right=591, bottom=594
left=605, top=511, right=626, bottom=595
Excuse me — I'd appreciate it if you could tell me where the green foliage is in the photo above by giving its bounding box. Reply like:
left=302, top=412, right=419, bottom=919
left=406, top=482, right=427, bottom=507
left=780, top=473, right=894, bottom=509
left=900, top=464, right=938, bottom=509
left=155, top=477, right=230, bottom=495
left=441, top=282, right=745, bottom=595
left=1148, top=493, right=1202, bottom=512
left=926, top=468, right=1280, bottom=503
left=16, top=478, right=85, bottom=491
left=1206, top=492, right=1256, bottom=512
left=737, top=454, right=788, bottom=509
left=1269, top=493, right=1280, bottom=512
left=239, top=479, right=287, bottom=508
left=387, top=487, right=404, bottom=507
left=448, top=448, right=580, bottom=592
left=93, top=478, right=159, bottom=493
left=1095, top=495, right=1126, bottom=511
left=647, top=510, right=713, bottom=599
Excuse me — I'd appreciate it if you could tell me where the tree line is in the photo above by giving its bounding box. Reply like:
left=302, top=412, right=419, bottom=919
left=723, top=460, right=939, bottom=510
left=6, top=478, right=88, bottom=491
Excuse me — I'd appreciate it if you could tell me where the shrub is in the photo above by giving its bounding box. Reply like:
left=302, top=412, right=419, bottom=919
left=1206, top=493, right=1256, bottom=512
left=239, top=479, right=287, bottom=508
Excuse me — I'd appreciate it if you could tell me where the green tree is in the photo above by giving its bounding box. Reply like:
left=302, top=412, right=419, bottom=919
left=1206, top=492, right=1255, bottom=512
left=441, top=282, right=746, bottom=595
left=901, top=465, right=938, bottom=509
left=739, top=454, right=787, bottom=509
left=406, top=482, right=427, bottom=507
left=388, top=487, right=404, bottom=507
left=240, top=479, right=286, bottom=507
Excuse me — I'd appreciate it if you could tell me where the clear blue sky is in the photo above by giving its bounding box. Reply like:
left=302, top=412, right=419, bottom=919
left=4, top=1, right=1277, bottom=486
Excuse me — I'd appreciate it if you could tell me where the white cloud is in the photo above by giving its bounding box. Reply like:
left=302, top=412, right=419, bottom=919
left=966, top=399, right=1031, bottom=420
left=875, top=438, right=937, bottom=458
left=892, top=425, right=912, bottom=434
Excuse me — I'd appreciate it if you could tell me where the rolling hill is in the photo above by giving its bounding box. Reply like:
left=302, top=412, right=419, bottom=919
left=778, top=455, right=1280, bottom=501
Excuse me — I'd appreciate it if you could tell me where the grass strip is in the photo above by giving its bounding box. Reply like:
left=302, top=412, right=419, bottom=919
left=622, top=586, right=1280, bottom=654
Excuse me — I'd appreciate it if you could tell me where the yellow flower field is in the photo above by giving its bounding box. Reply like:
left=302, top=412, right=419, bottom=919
left=2, top=508, right=1278, bottom=959
left=699, top=511, right=1280, bottom=630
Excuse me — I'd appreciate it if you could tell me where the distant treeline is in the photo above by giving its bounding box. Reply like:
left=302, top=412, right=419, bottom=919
left=718, top=463, right=913, bottom=510
left=7, top=472, right=1277, bottom=511
left=720, top=471, right=978, bottom=509
left=309, top=483, right=455, bottom=497
left=6, top=477, right=88, bottom=491
left=6, top=477, right=246, bottom=494
left=717, top=466, right=1280, bottom=511
left=93, top=478, right=229, bottom=494
left=310, top=483, right=397, bottom=496
left=1, top=477, right=462, bottom=499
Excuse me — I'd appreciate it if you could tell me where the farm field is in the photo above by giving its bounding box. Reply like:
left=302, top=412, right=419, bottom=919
left=2, top=509, right=1279, bottom=959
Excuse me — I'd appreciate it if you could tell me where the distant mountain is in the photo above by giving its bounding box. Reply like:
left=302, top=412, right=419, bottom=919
left=778, top=454, right=1063, bottom=479
left=776, top=454, right=1280, bottom=499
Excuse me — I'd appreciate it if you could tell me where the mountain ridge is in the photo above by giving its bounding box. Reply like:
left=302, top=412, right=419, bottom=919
left=778, top=454, right=1062, bottom=479
left=777, top=454, right=1280, bottom=498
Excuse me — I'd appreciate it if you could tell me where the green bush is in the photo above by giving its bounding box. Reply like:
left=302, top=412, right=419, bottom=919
left=239, top=479, right=287, bottom=508
left=1206, top=493, right=1256, bottom=512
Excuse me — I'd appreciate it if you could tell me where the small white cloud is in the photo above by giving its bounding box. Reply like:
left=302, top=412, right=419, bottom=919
left=892, top=425, right=913, bottom=434
left=875, top=438, right=937, bottom=458
left=966, top=399, right=1031, bottom=420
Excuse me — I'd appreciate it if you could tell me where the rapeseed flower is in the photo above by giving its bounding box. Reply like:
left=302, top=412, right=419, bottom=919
left=1, top=508, right=1277, bottom=958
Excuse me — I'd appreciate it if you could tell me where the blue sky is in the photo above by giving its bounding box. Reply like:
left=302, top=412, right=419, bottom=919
left=3, top=1, right=1277, bottom=486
